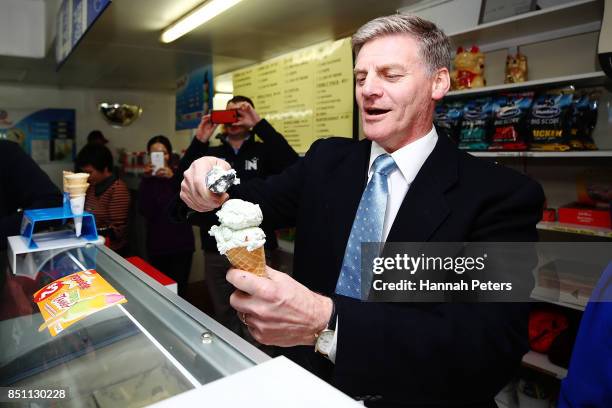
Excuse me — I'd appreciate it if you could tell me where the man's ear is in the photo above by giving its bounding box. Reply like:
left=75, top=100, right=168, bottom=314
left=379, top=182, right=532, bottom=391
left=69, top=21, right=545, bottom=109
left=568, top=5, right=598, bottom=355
left=431, top=68, right=450, bottom=101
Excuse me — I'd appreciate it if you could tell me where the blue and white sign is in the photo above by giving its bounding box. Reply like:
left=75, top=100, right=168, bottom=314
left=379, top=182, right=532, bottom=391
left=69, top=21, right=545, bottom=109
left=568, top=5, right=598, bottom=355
left=0, top=109, right=76, bottom=164
left=176, top=67, right=214, bottom=130
left=56, top=0, right=111, bottom=65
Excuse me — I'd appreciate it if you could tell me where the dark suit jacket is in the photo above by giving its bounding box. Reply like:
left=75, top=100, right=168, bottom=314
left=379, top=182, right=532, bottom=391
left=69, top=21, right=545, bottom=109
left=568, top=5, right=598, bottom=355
left=0, top=140, right=62, bottom=249
left=194, top=133, right=544, bottom=407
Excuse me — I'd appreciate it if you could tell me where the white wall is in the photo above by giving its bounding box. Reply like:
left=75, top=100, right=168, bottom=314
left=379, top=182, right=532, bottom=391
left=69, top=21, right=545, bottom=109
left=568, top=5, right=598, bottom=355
left=0, top=0, right=46, bottom=58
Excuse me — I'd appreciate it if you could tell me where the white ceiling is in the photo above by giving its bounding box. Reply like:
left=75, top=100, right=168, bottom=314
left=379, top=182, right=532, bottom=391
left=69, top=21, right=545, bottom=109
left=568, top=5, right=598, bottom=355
left=0, top=0, right=416, bottom=91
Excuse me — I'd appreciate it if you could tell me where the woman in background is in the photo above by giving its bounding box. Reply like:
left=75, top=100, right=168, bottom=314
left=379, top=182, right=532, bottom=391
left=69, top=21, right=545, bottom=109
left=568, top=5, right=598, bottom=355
left=139, top=135, right=194, bottom=296
left=76, top=144, right=130, bottom=255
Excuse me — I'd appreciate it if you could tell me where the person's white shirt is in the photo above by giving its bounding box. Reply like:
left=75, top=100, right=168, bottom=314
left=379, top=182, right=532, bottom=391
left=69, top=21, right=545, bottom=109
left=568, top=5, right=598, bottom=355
left=328, top=126, right=438, bottom=363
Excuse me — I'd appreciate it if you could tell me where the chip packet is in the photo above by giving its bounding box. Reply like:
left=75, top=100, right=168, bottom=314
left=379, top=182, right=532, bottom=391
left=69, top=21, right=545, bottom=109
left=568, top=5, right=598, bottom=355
left=458, top=97, right=494, bottom=150
left=489, top=92, right=533, bottom=150
left=33, top=270, right=127, bottom=336
left=434, top=101, right=464, bottom=143
left=528, top=88, right=574, bottom=151
left=569, top=89, right=600, bottom=150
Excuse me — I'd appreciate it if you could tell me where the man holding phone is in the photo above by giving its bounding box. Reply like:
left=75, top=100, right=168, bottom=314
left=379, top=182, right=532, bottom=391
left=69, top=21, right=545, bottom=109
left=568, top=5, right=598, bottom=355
left=178, top=95, right=299, bottom=338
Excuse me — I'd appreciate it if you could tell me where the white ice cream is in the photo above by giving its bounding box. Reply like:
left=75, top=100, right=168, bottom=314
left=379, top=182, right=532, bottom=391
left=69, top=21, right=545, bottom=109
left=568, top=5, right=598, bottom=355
left=209, top=225, right=266, bottom=254
left=215, top=199, right=263, bottom=230
left=209, top=199, right=266, bottom=253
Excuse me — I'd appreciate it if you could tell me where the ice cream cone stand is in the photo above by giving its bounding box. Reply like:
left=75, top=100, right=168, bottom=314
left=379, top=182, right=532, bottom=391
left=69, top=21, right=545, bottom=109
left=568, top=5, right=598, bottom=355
left=7, top=194, right=103, bottom=274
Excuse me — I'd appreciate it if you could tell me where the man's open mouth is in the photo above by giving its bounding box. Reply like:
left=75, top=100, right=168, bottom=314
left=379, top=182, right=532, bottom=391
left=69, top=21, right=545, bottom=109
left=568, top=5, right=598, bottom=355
left=365, top=108, right=390, bottom=116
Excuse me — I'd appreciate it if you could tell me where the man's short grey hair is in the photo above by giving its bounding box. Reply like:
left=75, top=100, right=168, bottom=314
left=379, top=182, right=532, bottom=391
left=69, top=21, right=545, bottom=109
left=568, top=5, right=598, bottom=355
left=352, top=14, right=451, bottom=75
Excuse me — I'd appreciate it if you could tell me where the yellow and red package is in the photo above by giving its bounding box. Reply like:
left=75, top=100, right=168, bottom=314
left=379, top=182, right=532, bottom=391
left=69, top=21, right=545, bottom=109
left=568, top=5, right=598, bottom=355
left=33, top=270, right=127, bottom=336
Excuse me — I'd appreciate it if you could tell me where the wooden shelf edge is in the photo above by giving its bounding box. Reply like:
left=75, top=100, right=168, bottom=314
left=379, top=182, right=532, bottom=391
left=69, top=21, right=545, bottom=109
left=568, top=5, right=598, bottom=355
left=446, top=72, right=606, bottom=97
left=522, top=350, right=568, bottom=379
left=447, top=0, right=599, bottom=38
left=470, top=150, right=612, bottom=158
left=537, top=222, right=612, bottom=238
left=530, top=287, right=588, bottom=311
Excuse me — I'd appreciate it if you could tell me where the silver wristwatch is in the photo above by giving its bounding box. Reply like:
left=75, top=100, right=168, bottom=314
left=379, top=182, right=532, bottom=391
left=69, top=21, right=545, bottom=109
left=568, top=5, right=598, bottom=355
left=315, top=297, right=337, bottom=356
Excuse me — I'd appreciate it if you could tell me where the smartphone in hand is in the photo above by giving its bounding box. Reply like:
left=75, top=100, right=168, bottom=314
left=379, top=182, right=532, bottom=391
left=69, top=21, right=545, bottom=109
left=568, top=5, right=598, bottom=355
left=150, top=151, right=164, bottom=174
left=211, top=109, right=238, bottom=124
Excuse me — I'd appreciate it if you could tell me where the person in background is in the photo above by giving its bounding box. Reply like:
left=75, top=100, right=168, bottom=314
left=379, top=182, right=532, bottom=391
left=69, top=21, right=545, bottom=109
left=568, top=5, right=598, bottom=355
left=0, top=140, right=62, bottom=249
left=76, top=144, right=130, bottom=255
left=178, top=95, right=299, bottom=336
left=139, top=135, right=194, bottom=297
left=87, top=130, right=109, bottom=145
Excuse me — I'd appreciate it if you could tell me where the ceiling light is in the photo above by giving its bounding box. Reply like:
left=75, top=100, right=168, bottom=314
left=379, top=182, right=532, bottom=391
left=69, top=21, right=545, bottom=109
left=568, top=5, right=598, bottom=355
left=160, top=0, right=243, bottom=43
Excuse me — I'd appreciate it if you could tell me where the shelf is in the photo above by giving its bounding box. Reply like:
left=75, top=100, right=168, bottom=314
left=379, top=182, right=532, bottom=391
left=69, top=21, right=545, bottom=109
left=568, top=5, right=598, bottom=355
left=530, top=285, right=588, bottom=312
left=522, top=350, right=568, bottom=379
left=537, top=221, right=612, bottom=238
left=446, top=71, right=608, bottom=97
left=469, top=150, right=612, bottom=158
left=448, top=0, right=603, bottom=53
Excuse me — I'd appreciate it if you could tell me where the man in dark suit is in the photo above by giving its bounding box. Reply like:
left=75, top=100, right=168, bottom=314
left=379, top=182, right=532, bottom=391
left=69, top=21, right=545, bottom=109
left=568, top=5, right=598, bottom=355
left=179, top=14, right=544, bottom=407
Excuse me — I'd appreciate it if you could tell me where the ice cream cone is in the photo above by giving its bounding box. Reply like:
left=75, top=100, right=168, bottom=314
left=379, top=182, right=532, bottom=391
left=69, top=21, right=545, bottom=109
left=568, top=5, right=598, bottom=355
left=62, top=171, right=74, bottom=193
left=69, top=194, right=86, bottom=237
left=226, top=246, right=266, bottom=277
left=65, top=172, right=89, bottom=186
left=66, top=183, right=89, bottom=198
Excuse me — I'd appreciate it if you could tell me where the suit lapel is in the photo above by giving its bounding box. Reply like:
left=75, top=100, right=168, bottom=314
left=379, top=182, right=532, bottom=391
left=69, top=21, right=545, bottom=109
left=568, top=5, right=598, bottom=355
left=325, top=139, right=371, bottom=282
left=388, top=135, right=459, bottom=242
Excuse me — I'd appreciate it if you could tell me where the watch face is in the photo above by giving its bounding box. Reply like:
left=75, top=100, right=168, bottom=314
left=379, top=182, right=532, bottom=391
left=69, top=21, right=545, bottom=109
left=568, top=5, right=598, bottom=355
left=316, top=330, right=334, bottom=355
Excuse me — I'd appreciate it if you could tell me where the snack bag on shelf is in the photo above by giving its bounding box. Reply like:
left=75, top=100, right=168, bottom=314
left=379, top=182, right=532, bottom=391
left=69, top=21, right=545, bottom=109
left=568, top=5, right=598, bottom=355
left=33, top=270, right=127, bottom=337
left=458, top=97, right=494, bottom=151
left=489, top=92, right=533, bottom=151
left=527, top=88, right=574, bottom=151
left=528, top=309, right=568, bottom=353
left=569, top=88, right=600, bottom=150
left=434, top=101, right=464, bottom=143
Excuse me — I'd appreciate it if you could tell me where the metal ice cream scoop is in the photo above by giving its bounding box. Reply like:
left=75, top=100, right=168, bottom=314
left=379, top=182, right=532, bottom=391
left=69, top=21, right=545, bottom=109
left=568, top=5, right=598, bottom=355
left=206, top=166, right=240, bottom=194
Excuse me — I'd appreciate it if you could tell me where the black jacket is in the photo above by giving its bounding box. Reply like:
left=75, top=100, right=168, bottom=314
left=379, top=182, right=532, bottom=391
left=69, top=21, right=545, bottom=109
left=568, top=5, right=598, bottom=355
left=186, top=133, right=544, bottom=407
left=0, top=140, right=63, bottom=249
left=178, top=119, right=299, bottom=250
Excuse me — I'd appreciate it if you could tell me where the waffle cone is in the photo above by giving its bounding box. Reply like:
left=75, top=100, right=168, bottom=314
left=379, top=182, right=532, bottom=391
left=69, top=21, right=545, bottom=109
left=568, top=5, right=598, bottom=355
left=63, top=171, right=74, bottom=192
left=226, top=246, right=266, bottom=277
left=65, top=173, right=90, bottom=189
left=67, top=183, right=89, bottom=198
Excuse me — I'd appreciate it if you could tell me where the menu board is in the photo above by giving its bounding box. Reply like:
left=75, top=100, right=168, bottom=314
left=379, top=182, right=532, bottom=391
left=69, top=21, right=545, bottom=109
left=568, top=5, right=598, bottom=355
left=232, top=38, right=353, bottom=153
left=56, top=0, right=112, bottom=66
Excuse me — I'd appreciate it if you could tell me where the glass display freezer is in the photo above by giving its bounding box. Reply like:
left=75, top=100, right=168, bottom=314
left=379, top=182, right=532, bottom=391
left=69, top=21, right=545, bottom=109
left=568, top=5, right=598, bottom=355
left=0, top=243, right=269, bottom=407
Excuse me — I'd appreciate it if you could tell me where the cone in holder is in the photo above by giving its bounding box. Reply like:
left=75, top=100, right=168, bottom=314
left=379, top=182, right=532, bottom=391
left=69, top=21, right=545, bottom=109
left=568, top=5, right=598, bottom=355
left=64, top=172, right=89, bottom=188
left=226, top=246, right=266, bottom=277
left=63, top=172, right=90, bottom=237
left=62, top=171, right=74, bottom=193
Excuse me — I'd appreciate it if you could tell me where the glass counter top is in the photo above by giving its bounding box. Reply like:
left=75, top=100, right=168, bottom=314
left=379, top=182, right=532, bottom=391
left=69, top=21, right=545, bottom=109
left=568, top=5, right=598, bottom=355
left=0, top=244, right=269, bottom=407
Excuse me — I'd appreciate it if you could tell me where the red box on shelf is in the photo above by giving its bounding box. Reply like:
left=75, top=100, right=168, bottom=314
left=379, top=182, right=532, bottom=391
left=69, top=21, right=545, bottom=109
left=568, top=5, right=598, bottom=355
left=558, top=203, right=611, bottom=229
left=541, top=208, right=556, bottom=222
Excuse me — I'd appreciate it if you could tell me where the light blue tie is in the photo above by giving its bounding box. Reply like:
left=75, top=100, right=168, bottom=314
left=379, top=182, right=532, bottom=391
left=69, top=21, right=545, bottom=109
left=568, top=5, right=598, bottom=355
left=335, top=154, right=397, bottom=299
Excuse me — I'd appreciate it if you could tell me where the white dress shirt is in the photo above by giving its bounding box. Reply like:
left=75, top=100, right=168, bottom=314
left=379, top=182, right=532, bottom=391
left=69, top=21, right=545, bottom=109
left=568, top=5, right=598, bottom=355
left=327, top=126, right=439, bottom=363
